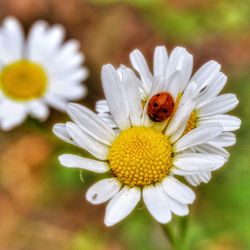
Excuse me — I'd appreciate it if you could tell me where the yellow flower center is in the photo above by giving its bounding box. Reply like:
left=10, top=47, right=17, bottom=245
left=183, top=110, right=197, bottom=135
left=108, top=127, right=173, bottom=187
left=1, top=60, right=47, bottom=101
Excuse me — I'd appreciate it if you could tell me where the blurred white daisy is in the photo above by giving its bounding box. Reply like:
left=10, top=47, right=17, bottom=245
left=0, top=16, right=88, bottom=130
left=53, top=65, right=225, bottom=227
left=127, top=46, right=240, bottom=186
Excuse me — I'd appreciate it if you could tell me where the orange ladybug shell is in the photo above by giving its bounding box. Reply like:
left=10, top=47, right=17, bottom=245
left=147, top=92, right=175, bottom=122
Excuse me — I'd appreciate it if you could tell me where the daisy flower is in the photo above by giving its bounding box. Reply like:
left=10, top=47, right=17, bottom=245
left=128, top=46, right=240, bottom=186
left=53, top=65, right=225, bottom=226
left=97, top=46, right=240, bottom=186
left=0, top=16, right=88, bottom=130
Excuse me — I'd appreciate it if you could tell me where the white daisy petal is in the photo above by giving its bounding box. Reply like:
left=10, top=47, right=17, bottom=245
left=184, top=175, right=197, bottom=187
left=42, top=25, right=65, bottom=62
left=98, top=112, right=118, bottom=129
left=184, top=175, right=199, bottom=186
left=198, top=94, right=239, bottom=116
left=0, top=100, right=27, bottom=131
left=47, top=47, right=89, bottom=83
left=143, top=185, right=172, bottom=224
left=95, top=99, right=118, bottom=129
left=174, top=124, right=223, bottom=152
left=171, top=168, right=209, bottom=176
left=166, top=99, right=196, bottom=138
left=52, top=123, right=77, bottom=146
left=173, top=153, right=225, bottom=172
left=195, top=69, right=222, bottom=97
left=179, top=81, right=198, bottom=104
left=86, top=178, right=121, bottom=205
left=48, top=52, right=84, bottom=73
left=0, top=16, right=24, bottom=63
left=161, top=176, right=195, bottom=204
left=179, top=53, right=193, bottom=91
left=199, top=114, right=241, bottom=132
left=28, top=100, right=49, bottom=121
left=49, top=82, right=87, bottom=100
left=45, top=24, right=65, bottom=49
left=198, top=172, right=212, bottom=183
left=185, top=172, right=212, bottom=187
left=165, top=47, right=186, bottom=78
left=46, top=39, right=81, bottom=72
left=67, top=103, right=115, bottom=145
left=122, top=68, right=143, bottom=126
left=209, top=132, right=236, bottom=147
left=148, top=75, right=166, bottom=97
left=153, top=46, right=168, bottom=77
left=168, top=83, right=198, bottom=143
left=191, top=60, right=221, bottom=86
left=157, top=183, right=189, bottom=216
left=56, top=68, right=88, bottom=82
left=101, top=64, right=130, bottom=130
left=169, top=116, right=189, bottom=144
left=44, top=93, right=67, bottom=112
left=59, top=154, right=109, bottom=173
left=165, top=194, right=189, bottom=216
left=117, top=64, right=129, bottom=79
left=181, top=147, right=197, bottom=154
left=166, top=47, right=193, bottom=92
left=27, top=22, right=65, bottom=63
left=194, top=144, right=229, bottom=160
left=167, top=70, right=182, bottom=100
left=129, top=49, right=153, bottom=92
left=26, top=20, right=47, bottom=61
left=196, top=72, right=227, bottom=104
left=104, top=186, right=141, bottom=227
left=66, top=122, right=109, bottom=160
left=95, top=100, right=110, bottom=114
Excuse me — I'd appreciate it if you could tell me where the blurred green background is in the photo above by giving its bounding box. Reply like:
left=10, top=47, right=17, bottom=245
left=0, top=0, right=249, bottom=249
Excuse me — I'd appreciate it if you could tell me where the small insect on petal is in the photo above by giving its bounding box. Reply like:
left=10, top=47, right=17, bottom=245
left=147, top=92, right=175, bottom=122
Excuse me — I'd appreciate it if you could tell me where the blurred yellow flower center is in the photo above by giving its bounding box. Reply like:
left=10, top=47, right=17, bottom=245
left=183, top=110, right=197, bottom=135
left=1, top=60, right=47, bottom=101
left=108, top=127, right=173, bottom=187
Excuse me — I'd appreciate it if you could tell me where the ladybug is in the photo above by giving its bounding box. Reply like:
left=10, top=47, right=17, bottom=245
left=147, top=92, right=175, bottom=122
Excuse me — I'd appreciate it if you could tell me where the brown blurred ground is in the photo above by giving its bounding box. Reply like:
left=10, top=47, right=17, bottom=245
left=0, top=0, right=249, bottom=250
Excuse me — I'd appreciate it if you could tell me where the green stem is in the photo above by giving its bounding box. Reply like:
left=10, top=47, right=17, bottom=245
left=161, top=223, right=176, bottom=248
left=161, top=216, right=189, bottom=250
left=179, top=216, right=188, bottom=241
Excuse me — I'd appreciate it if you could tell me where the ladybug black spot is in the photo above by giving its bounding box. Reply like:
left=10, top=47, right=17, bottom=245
left=162, top=109, right=168, bottom=113
left=156, top=94, right=160, bottom=96
left=200, top=86, right=207, bottom=93
left=153, top=102, right=158, bottom=107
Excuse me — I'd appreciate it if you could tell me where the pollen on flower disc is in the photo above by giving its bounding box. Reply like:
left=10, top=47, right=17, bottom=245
left=183, top=110, right=197, bottom=135
left=108, top=127, right=173, bottom=187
